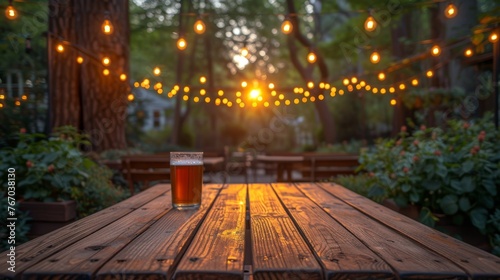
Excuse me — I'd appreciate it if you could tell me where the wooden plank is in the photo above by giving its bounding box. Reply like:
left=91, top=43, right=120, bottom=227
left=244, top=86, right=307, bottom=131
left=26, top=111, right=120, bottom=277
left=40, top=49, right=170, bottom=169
left=296, top=183, right=468, bottom=279
left=0, top=184, right=168, bottom=280
left=318, top=182, right=500, bottom=279
left=173, top=184, right=247, bottom=280
left=95, top=184, right=224, bottom=280
left=271, top=183, right=395, bottom=280
left=248, top=184, right=322, bottom=280
left=21, top=188, right=173, bottom=279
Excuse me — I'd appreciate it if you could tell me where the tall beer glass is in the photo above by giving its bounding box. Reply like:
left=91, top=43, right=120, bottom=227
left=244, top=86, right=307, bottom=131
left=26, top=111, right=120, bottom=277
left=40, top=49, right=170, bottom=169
left=170, top=152, right=203, bottom=209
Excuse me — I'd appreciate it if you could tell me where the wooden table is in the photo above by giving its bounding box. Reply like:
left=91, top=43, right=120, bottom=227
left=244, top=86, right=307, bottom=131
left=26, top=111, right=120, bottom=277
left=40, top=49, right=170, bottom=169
left=2, top=183, right=500, bottom=279
left=255, top=155, right=304, bottom=182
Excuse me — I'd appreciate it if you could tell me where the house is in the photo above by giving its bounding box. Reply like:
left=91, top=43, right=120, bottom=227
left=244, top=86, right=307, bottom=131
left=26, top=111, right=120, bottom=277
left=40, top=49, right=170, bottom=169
left=129, top=86, right=174, bottom=131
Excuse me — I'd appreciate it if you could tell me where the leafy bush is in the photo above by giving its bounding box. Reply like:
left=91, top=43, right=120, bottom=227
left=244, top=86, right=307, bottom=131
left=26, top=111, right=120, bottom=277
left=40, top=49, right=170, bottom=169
left=358, top=115, right=500, bottom=254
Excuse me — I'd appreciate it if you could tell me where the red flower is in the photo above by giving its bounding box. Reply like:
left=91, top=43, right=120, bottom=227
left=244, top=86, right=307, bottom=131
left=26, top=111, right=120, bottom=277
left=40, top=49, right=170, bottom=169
left=478, top=131, right=486, bottom=142
left=369, top=172, right=375, bottom=177
left=413, top=156, right=419, bottom=162
left=47, top=164, right=55, bottom=173
left=396, top=139, right=402, bottom=146
left=463, top=122, right=470, bottom=129
left=413, top=140, right=419, bottom=146
left=470, top=146, right=480, bottom=155
left=400, top=126, right=407, bottom=132
left=26, top=160, right=33, bottom=168
left=403, top=167, right=410, bottom=173
left=434, top=150, right=442, bottom=156
left=420, top=125, right=426, bottom=131
left=19, top=128, right=27, bottom=134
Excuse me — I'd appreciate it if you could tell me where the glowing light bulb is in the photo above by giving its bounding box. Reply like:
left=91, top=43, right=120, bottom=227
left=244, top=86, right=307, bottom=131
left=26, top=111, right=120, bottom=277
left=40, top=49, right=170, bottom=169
left=489, top=31, right=499, bottom=43
left=76, top=56, right=84, bottom=64
left=426, top=70, right=434, bottom=78
left=5, top=5, right=18, bottom=20
left=307, top=81, right=314, bottom=88
left=390, top=99, right=397, bottom=106
left=103, top=69, right=110, bottom=76
left=444, top=3, right=457, bottom=19
left=56, top=44, right=64, bottom=53
left=364, top=16, right=377, bottom=32
left=399, top=83, right=406, bottom=90
left=464, top=48, right=473, bottom=57
left=120, top=74, right=127, bottom=81
left=431, top=45, right=441, bottom=56
left=307, top=51, right=317, bottom=63
left=102, top=57, right=111, bottom=66
left=102, top=19, right=113, bottom=35
left=351, top=77, right=358, bottom=84
left=153, top=67, right=161, bottom=76
left=127, top=94, right=134, bottom=101
left=343, top=78, right=350, bottom=86
left=378, top=72, right=386, bottom=81
left=370, top=51, right=380, bottom=63
left=200, top=76, right=207, bottom=84
left=177, top=37, right=187, bottom=50
left=281, top=19, right=293, bottom=34
left=241, top=81, right=247, bottom=88
left=411, top=78, right=419, bottom=86
left=194, top=19, right=206, bottom=34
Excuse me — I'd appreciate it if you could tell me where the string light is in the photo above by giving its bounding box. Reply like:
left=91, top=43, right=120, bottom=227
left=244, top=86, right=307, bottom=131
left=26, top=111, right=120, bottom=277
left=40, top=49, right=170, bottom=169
left=399, top=83, right=406, bottom=90
left=56, top=44, right=64, bottom=53
left=127, top=94, right=134, bottom=101
left=307, top=51, right=317, bottom=63
left=177, top=37, right=187, bottom=50
left=194, top=18, right=206, bottom=34
left=200, top=76, right=207, bottom=84
left=281, top=18, right=293, bottom=34
left=101, top=16, right=114, bottom=35
left=489, top=31, right=499, bottom=43
left=102, top=57, right=111, bottom=66
left=390, top=99, right=397, bottom=106
left=464, top=48, right=473, bottom=57
left=241, top=81, right=247, bottom=88
left=76, top=56, right=84, bottom=64
left=241, top=46, right=249, bottom=57
left=411, top=78, right=419, bottom=86
left=5, top=2, right=18, bottom=20
left=431, top=45, right=441, bottom=56
left=364, top=16, right=377, bottom=32
left=120, top=74, right=127, bottom=81
left=153, top=67, right=161, bottom=76
left=342, top=78, right=350, bottom=86
left=103, top=69, right=110, bottom=76
left=351, top=77, right=358, bottom=84
left=426, top=70, right=434, bottom=77
left=378, top=72, right=386, bottom=81
left=370, top=51, right=380, bottom=64
left=444, top=3, right=458, bottom=18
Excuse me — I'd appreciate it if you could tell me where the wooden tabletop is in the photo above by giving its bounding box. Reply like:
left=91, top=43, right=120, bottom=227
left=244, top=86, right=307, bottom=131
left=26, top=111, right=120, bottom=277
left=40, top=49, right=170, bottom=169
left=2, top=183, right=500, bottom=279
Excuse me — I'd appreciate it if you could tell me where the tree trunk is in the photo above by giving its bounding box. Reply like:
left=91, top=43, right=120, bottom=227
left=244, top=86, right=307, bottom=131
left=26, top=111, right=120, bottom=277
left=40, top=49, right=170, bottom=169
left=49, top=0, right=129, bottom=152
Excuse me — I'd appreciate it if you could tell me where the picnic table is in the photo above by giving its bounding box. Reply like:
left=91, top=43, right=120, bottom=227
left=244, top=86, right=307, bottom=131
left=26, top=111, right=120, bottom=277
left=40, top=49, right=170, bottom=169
left=2, top=182, right=500, bottom=279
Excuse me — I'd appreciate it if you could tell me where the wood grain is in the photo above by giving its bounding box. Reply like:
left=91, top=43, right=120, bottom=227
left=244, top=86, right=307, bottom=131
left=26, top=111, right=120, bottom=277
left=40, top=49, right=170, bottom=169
left=297, top=183, right=468, bottom=279
left=318, top=182, right=500, bottom=279
left=248, top=184, right=322, bottom=280
left=21, top=188, right=172, bottom=279
left=0, top=184, right=168, bottom=280
left=173, top=184, right=247, bottom=280
left=271, top=183, right=394, bottom=280
left=95, top=184, right=223, bottom=280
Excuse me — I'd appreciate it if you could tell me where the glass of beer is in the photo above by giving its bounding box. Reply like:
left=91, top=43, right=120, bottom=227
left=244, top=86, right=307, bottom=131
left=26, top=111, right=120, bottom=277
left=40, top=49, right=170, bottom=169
left=170, top=152, right=204, bottom=209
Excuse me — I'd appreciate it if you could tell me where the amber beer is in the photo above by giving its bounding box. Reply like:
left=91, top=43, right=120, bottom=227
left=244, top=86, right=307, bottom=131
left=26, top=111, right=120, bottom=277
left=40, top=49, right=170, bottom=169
left=170, top=152, right=203, bottom=209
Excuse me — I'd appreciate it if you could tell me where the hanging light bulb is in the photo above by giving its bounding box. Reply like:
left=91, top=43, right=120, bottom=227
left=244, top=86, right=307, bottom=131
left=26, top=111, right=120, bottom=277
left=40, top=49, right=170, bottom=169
left=194, top=18, right=206, bottom=34
left=102, top=57, right=111, bottom=66
left=489, top=31, right=499, bottom=43
left=464, top=48, right=473, bottom=57
left=426, top=70, right=434, bottom=78
left=281, top=18, right=293, bottom=34
left=120, top=74, right=127, bottom=81
left=431, top=45, right=441, bottom=56
left=378, top=72, right=386, bottom=81
left=56, top=44, right=64, bottom=53
left=307, top=50, right=317, bottom=63
left=411, top=78, right=419, bottom=86
left=76, top=56, right=84, bottom=64
left=364, top=16, right=377, bottom=32
left=101, top=16, right=114, bottom=35
left=153, top=67, right=161, bottom=76
left=444, top=3, right=458, bottom=19
left=342, top=78, right=350, bottom=86
left=370, top=51, right=380, bottom=64
left=200, top=76, right=207, bottom=84
left=177, top=37, right=187, bottom=50
left=5, top=3, right=18, bottom=20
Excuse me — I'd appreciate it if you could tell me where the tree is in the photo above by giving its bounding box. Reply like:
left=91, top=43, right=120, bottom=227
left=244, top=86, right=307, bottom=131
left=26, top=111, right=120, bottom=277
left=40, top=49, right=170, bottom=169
left=48, top=0, right=129, bottom=151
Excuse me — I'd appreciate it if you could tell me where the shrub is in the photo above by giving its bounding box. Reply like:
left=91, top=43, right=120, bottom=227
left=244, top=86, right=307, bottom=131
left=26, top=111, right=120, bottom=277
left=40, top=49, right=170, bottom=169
left=358, top=115, right=500, bottom=254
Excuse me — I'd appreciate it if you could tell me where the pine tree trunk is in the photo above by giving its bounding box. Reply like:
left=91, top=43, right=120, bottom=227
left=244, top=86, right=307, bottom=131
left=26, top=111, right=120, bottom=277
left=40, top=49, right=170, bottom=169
left=49, top=0, right=129, bottom=152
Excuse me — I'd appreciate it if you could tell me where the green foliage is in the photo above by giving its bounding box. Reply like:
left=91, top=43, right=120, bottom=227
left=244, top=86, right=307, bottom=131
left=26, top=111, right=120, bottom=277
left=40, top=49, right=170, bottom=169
left=0, top=127, right=126, bottom=216
left=358, top=114, right=500, bottom=254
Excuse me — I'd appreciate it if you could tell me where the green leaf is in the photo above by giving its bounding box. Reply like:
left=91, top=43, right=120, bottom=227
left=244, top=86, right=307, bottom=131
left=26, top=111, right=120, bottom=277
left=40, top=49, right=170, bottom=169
left=436, top=166, right=448, bottom=178
left=450, top=180, right=461, bottom=191
left=409, top=192, right=420, bottom=203
left=460, top=176, right=475, bottom=193
left=18, top=175, right=39, bottom=187
left=424, top=181, right=440, bottom=191
left=440, top=194, right=458, bottom=215
left=470, top=208, right=488, bottom=231
left=458, top=197, right=471, bottom=212
left=483, top=179, right=497, bottom=195
left=461, top=160, right=474, bottom=174
left=402, top=184, right=411, bottom=192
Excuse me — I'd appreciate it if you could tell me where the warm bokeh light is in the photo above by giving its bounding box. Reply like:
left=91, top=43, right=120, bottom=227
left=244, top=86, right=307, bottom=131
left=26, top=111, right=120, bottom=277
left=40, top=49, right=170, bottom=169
left=411, top=78, right=419, bottom=86
left=378, top=72, right=386, bottom=81
left=194, top=19, right=206, bottom=34
left=364, top=16, right=377, bottom=32
left=177, top=37, right=187, bottom=50
left=389, top=87, right=395, bottom=93
left=307, top=81, right=314, bottom=89
left=268, top=83, right=275, bottom=89
left=241, top=46, right=249, bottom=57
left=134, top=82, right=139, bottom=87
left=431, top=45, right=441, bottom=56
left=76, top=56, right=84, bottom=64
left=102, top=57, right=111, bottom=66
left=249, top=89, right=261, bottom=99
left=103, top=69, right=110, bottom=76
left=489, top=31, right=499, bottom=43
left=351, top=77, right=358, bottom=84
left=218, top=90, right=224, bottom=96
left=21, top=94, right=28, bottom=101
left=281, top=19, right=293, bottom=34
left=241, top=81, right=248, bottom=88
left=153, top=67, right=161, bottom=76
left=120, top=74, right=127, bottom=81
left=200, top=89, right=206, bottom=95
left=343, top=78, right=350, bottom=86
left=390, top=98, right=397, bottom=106
left=399, top=83, right=406, bottom=90
left=102, top=19, right=113, bottom=35
left=15, top=99, right=21, bottom=106
left=464, top=48, right=473, bottom=57
left=127, top=94, right=134, bottom=101
left=444, top=3, right=458, bottom=18
left=370, top=51, right=380, bottom=63
left=426, top=70, right=434, bottom=78
left=184, top=86, right=190, bottom=92
left=56, top=44, right=64, bottom=53
left=307, top=51, right=317, bottom=63
left=5, top=5, right=18, bottom=20
left=200, top=76, right=207, bottom=84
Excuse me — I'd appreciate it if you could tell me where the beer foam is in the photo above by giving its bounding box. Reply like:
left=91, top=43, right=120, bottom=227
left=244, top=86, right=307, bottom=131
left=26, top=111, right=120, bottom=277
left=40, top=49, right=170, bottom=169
left=171, top=159, right=203, bottom=165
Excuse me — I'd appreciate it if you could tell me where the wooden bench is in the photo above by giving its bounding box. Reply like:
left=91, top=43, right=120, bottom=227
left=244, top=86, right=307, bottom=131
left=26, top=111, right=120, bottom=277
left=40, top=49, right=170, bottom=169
left=121, top=155, right=171, bottom=195
left=299, top=154, right=359, bottom=181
